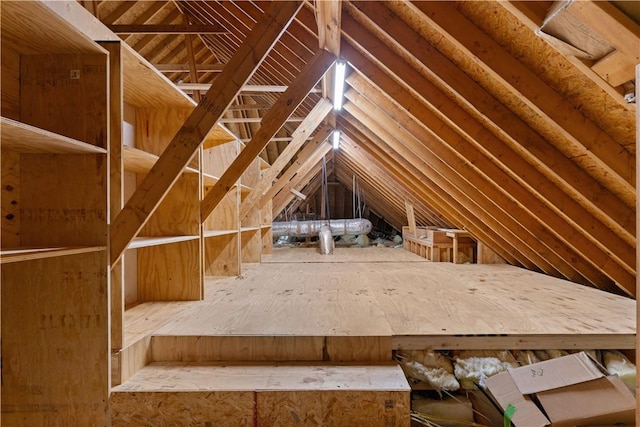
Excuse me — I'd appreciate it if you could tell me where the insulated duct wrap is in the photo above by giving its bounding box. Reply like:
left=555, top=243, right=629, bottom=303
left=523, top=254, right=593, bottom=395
left=319, top=225, right=334, bottom=255
left=272, top=219, right=372, bottom=238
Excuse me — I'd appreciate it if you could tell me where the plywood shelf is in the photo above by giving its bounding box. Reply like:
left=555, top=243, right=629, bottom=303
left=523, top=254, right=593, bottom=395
left=1, top=1, right=107, bottom=55
left=0, top=246, right=107, bottom=264
left=128, top=235, right=199, bottom=250
left=240, top=227, right=260, bottom=233
left=123, top=146, right=201, bottom=176
left=203, top=230, right=238, bottom=238
left=1, top=117, right=107, bottom=154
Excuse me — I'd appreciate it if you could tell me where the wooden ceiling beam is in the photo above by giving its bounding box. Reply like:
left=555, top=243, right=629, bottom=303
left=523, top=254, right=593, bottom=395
left=201, top=49, right=336, bottom=221
left=272, top=152, right=333, bottom=216
left=405, top=1, right=635, bottom=191
left=268, top=132, right=334, bottom=209
left=109, top=24, right=228, bottom=34
left=240, top=99, right=333, bottom=219
left=153, top=63, right=224, bottom=72
left=342, top=8, right=633, bottom=295
left=110, top=1, right=304, bottom=266
left=348, top=1, right=635, bottom=237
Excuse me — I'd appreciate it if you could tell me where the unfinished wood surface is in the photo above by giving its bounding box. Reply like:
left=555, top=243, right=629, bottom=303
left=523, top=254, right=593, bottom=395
left=21, top=54, right=108, bottom=149
left=112, top=336, right=151, bottom=387
left=1, top=252, right=109, bottom=425
left=241, top=228, right=262, bottom=263
left=204, top=233, right=240, bottom=276
left=1, top=117, right=108, bottom=154
left=114, top=362, right=409, bottom=391
left=123, top=301, right=196, bottom=347
left=1, top=1, right=106, bottom=55
left=0, top=246, right=106, bottom=264
left=0, top=43, right=20, bottom=119
left=151, top=248, right=634, bottom=349
left=151, top=336, right=324, bottom=362
left=154, top=260, right=394, bottom=337
left=325, top=336, right=392, bottom=362
left=137, top=239, right=201, bottom=301
left=20, top=154, right=107, bottom=246
left=112, top=391, right=255, bottom=427
left=263, top=247, right=427, bottom=263
left=141, top=174, right=200, bottom=237
left=257, top=390, right=409, bottom=427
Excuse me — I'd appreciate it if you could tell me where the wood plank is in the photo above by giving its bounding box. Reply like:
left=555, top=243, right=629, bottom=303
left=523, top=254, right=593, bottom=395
left=203, top=232, right=240, bottom=276
left=151, top=336, right=324, bottom=362
left=590, top=49, right=636, bottom=87
left=260, top=125, right=333, bottom=207
left=1, top=1, right=106, bottom=55
left=1, top=149, right=21, bottom=248
left=1, top=252, right=110, bottom=425
left=20, top=54, right=108, bottom=149
left=108, top=24, right=228, bottom=34
left=128, top=235, right=199, bottom=249
left=0, top=43, right=20, bottom=120
left=110, top=1, right=303, bottom=266
left=240, top=99, right=333, bottom=219
left=1, top=117, right=107, bottom=154
left=1, top=246, right=106, bottom=264
left=153, top=63, right=225, bottom=73
left=404, top=200, right=416, bottom=236
left=325, top=336, right=392, bottom=362
left=101, top=41, right=125, bottom=352
left=201, top=49, right=336, bottom=221
left=137, top=239, right=201, bottom=301
left=114, top=362, right=409, bottom=391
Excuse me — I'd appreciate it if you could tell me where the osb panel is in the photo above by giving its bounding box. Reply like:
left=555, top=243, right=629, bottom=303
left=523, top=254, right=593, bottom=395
left=150, top=336, right=324, bottom=362
left=256, top=390, right=410, bottom=427
left=111, top=391, right=255, bottom=427
left=137, top=239, right=201, bottom=301
left=20, top=153, right=108, bottom=246
left=20, top=54, right=108, bottom=149
left=458, top=1, right=635, bottom=153
left=1, top=252, right=110, bottom=426
left=1, top=149, right=21, bottom=247
left=325, top=336, right=392, bottom=362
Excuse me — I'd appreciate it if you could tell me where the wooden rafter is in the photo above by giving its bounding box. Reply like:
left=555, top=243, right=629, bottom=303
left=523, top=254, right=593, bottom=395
left=201, top=49, right=336, bottom=221
left=239, top=98, right=333, bottom=219
left=110, top=0, right=304, bottom=266
left=108, top=24, right=228, bottom=34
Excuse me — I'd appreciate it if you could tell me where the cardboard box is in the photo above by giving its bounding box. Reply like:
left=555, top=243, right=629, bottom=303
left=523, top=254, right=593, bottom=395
left=485, top=352, right=636, bottom=426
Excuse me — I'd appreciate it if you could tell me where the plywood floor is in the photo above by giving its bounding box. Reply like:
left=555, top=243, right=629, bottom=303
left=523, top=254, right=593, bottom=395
left=142, top=247, right=635, bottom=350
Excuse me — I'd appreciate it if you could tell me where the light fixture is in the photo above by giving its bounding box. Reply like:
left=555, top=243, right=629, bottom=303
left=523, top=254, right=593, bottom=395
left=332, top=130, right=340, bottom=150
left=333, top=61, right=346, bottom=111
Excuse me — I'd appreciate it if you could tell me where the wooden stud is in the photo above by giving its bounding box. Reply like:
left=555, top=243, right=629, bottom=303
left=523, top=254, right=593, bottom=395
left=405, top=200, right=416, bottom=236
left=201, top=49, right=336, bottom=221
left=110, top=1, right=303, bottom=266
left=108, top=24, right=228, bottom=34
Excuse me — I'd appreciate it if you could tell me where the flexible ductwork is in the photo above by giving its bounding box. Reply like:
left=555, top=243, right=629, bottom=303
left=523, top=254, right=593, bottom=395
left=319, top=225, right=334, bottom=255
left=272, top=218, right=372, bottom=238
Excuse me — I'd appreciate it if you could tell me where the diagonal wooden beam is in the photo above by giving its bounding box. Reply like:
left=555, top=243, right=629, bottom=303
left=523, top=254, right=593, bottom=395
left=262, top=127, right=334, bottom=209
left=201, top=49, right=336, bottom=221
left=239, top=98, right=333, bottom=219
left=272, top=151, right=333, bottom=217
left=109, top=1, right=303, bottom=266
left=153, top=63, right=225, bottom=73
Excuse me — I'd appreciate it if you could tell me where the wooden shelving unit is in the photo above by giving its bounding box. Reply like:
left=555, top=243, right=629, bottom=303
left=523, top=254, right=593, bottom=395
left=0, top=3, right=110, bottom=424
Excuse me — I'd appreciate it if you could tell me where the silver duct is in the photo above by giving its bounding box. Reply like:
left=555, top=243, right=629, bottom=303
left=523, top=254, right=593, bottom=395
left=272, top=218, right=373, bottom=238
left=319, top=225, right=334, bottom=255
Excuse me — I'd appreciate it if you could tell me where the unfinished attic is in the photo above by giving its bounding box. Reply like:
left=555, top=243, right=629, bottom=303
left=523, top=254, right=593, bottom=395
left=0, top=0, right=637, bottom=425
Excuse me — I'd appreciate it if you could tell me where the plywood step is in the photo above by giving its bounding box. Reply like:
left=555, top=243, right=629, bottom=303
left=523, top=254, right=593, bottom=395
left=150, top=335, right=393, bottom=362
left=111, top=362, right=411, bottom=426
